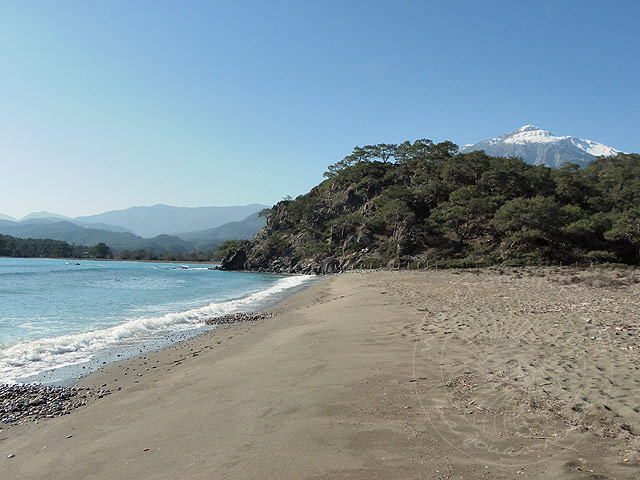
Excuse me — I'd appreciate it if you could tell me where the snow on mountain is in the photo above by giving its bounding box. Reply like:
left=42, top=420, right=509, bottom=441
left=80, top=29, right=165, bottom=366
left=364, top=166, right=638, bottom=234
left=460, top=125, right=622, bottom=168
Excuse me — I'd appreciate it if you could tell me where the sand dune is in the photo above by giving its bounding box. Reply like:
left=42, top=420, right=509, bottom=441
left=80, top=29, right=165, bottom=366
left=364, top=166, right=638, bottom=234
left=2, top=268, right=639, bottom=479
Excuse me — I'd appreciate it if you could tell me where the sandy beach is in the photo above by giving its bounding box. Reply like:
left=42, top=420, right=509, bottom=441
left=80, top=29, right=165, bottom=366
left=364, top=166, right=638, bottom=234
left=2, top=268, right=639, bottom=479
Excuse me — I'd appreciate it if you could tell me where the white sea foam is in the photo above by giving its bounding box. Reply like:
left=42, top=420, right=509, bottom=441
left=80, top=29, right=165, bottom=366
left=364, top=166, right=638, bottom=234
left=0, top=274, right=316, bottom=383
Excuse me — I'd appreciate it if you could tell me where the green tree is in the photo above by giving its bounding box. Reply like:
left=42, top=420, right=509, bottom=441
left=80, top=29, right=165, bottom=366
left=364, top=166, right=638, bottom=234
left=258, top=208, right=272, bottom=218
left=369, top=186, right=415, bottom=254
left=328, top=212, right=363, bottom=243
left=430, top=185, right=497, bottom=244
left=552, top=163, right=590, bottom=206
left=493, top=196, right=570, bottom=256
left=213, top=240, right=245, bottom=261
left=441, top=151, right=490, bottom=187
left=583, top=154, right=640, bottom=212
left=90, top=242, right=112, bottom=259
left=605, top=208, right=640, bottom=263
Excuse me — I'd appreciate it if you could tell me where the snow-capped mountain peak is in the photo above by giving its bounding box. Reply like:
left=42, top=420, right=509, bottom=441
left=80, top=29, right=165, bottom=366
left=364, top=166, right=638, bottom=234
left=501, top=125, right=559, bottom=144
left=461, top=125, right=622, bottom=168
left=516, top=124, right=539, bottom=133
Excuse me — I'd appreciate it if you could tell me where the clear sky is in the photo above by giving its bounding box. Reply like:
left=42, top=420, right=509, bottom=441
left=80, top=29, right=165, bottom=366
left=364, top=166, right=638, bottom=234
left=1, top=1, right=638, bottom=219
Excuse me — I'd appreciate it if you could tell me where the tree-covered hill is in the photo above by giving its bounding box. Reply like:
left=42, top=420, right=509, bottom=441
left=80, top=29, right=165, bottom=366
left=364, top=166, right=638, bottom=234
left=221, top=140, right=640, bottom=273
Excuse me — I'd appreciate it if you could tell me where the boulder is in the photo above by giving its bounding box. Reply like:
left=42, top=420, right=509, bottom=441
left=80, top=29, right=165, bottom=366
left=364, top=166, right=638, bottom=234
left=357, top=234, right=371, bottom=247
left=220, top=247, right=248, bottom=271
left=320, top=257, right=340, bottom=274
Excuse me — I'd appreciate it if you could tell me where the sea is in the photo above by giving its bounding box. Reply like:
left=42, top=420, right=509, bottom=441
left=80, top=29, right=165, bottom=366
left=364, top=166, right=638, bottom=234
left=0, top=258, right=316, bottom=385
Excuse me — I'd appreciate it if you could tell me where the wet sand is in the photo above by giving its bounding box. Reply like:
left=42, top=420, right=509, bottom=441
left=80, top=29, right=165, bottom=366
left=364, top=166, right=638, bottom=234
left=2, top=268, right=639, bottom=479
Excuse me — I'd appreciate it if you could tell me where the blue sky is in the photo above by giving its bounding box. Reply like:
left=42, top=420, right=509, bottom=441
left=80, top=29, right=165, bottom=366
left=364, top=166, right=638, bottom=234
left=1, top=1, right=638, bottom=219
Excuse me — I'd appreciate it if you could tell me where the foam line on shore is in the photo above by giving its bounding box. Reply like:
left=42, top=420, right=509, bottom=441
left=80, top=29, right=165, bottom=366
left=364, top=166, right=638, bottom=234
left=0, top=274, right=316, bottom=384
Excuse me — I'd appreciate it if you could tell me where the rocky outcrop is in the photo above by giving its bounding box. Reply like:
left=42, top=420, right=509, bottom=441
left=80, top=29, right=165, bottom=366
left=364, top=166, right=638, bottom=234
left=220, top=242, right=250, bottom=270
left=219, top=237, right=386, bottom=274
left=218, top=175, right=411, bottom=274
left=320, top=257, right=339, bottom=274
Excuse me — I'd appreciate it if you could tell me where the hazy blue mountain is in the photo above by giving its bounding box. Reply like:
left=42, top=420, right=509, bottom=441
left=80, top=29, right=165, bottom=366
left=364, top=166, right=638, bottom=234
left=15, top=218, right=56, bottom=225
left=0, top=213, right=266, bottom=254
left=460, top=125, right=622, bottom=168
left=0, top=213, right=16, bottom=221
left=0, top=220, right=192, bottom=253
left=74, top=204, right=268, bottom=238
left=2, top=216, right=134, bottom=234
left=20, top=211, right=71, bottom=221
left=179, top=212, right=266, bottom=248
left=71, top=221, right=134, bottom=234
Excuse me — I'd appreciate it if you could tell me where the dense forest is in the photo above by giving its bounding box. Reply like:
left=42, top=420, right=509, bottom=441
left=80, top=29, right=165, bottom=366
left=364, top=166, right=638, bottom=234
left=0, top=234, right=222, bottom=263
left=221, top=141, right=640, bottom=273
left=0, top=235, right=112, bottom=259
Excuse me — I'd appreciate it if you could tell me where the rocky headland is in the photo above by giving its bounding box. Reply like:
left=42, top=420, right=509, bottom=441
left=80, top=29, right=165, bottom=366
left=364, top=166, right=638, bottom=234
left=221, top=143, right=640, bottom=274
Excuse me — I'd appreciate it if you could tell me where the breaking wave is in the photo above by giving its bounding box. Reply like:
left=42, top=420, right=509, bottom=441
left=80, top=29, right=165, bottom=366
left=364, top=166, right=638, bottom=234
left=0, top=274, right=315, bottom=383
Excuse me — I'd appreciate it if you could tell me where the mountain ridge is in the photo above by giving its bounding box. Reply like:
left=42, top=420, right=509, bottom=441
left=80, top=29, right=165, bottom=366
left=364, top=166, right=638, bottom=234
left=178, top=213, right=266, bottom=248
left=74, top=203, right=269, bottom=238
left=20, top=211, right=71, bottom=221
left=0, top=212, right=266, bottom=254
left=0, top=204, right=268, bottom=239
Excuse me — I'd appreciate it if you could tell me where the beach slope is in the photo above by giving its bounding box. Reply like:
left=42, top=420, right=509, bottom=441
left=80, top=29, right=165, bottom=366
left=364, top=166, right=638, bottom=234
left=2, top=269, right=639, bottom=479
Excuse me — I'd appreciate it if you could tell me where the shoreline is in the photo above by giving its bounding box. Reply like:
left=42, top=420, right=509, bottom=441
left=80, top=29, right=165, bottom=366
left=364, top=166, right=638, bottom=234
left=0, top=256, right=221, bottom=265
left=0, top=262, right=320, bottom=386
left=2, top=268, right=639, bottom=479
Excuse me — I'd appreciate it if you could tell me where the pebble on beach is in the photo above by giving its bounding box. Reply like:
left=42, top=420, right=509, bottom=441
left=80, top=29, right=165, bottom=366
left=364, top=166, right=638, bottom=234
left=1, top=383, right=105, bottom=426
left=1, top=311, right=270, bottom=427
left=203, top=311, right=273, bottom=326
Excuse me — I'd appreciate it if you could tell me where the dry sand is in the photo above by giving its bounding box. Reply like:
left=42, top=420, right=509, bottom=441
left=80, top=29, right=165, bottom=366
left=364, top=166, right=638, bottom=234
left=2, top=268, right=639, bottom=479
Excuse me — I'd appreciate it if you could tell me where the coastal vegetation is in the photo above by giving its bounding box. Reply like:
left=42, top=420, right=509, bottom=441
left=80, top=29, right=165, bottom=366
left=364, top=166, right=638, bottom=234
left=5, top=144, right=638, bottom=270
left=221, top=141, right=640, bottom=273
left=0, top=234, right=90, bottom=258
left=0, top=235, right=116, bottom=259
left=0, top=234, right=222, bottom=262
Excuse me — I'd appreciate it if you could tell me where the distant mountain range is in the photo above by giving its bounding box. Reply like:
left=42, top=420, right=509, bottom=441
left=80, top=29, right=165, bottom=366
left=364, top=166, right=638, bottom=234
left=74, top=204, right=268, bottom=238
left=3, top=204, right=268, bottom=238
left=2, top=127, right=625, bottom=253
left=0, top=205, right=267, bottom=253
left=460, top=125, right=622, bottom=168
left=179, top=212, right=266, bottom=249
left=21, top=211, right=71, bottom=221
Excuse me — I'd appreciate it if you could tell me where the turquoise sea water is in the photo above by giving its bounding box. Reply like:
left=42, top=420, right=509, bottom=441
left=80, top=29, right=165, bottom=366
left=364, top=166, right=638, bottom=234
left=0, top=258, right=315, bottom=384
